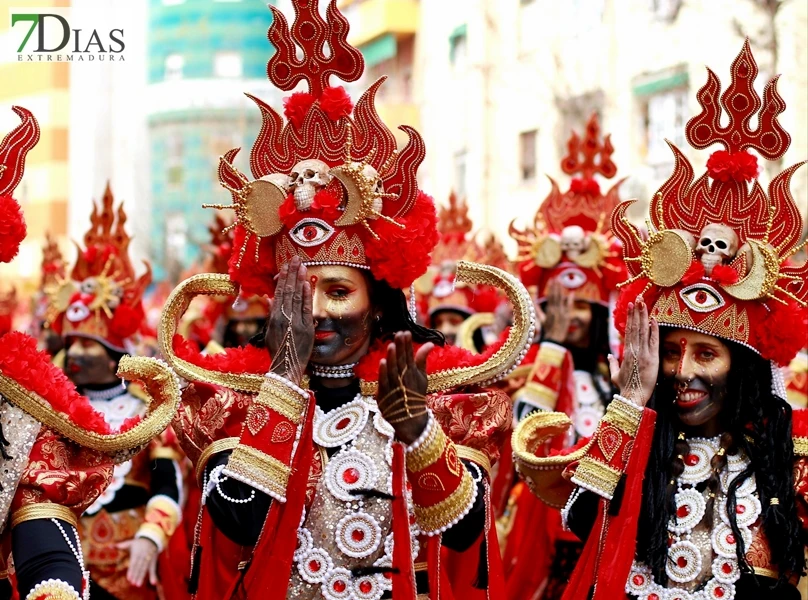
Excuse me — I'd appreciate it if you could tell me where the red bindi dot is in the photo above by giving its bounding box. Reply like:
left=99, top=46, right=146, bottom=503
left=310, top=275, right=318, bottom=284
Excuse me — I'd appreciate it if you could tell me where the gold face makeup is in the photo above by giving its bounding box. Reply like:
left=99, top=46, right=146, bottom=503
left=308, top=265, right=375, bottom=367
left=661, top=329, right=732, bottom=434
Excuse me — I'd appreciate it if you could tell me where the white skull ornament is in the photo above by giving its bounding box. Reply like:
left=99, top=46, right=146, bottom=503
left=560, top=225, right=589, bottom=260
left=289, top=159, right=331, bottom=211
left=696, top=223, right=739, bottom=275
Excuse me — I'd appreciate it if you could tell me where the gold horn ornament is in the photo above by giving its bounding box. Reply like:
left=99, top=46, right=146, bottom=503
left=723, top=239, right=781, bottom=302
left=159, top=264, right=535, bottom=396
left=0, top=356, right=180, bottom=458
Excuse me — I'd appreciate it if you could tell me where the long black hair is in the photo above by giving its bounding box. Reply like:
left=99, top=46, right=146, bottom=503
left=637, top=332, right=806, bottom=586
left=250, top=272, right=445, bottom=348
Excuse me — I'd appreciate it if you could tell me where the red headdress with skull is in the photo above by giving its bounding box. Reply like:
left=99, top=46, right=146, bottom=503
left=207, top=1, right=438, bottom=296
left=509, top=113, right=628, bottom=305
left=48, top=184, right=152, bottom=353
left=612, top=41, right=808, bottom=366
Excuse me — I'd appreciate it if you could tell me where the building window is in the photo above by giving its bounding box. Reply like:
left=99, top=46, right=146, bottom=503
left=644, top=88, right=687, bottom=168
left=454, top=150, right=467, bottom=199
left=214, top=52, right=243, bottom=78
left=164, top=54, right=184, bottom=81
left=519, top=130, right=538, bottom=182
left=166, top=134, right=184, bottom=187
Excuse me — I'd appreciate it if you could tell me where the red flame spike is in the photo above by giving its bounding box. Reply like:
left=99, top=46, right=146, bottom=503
left=0, top=106, right=40, bottom=197
left=266, top=0, right=364, bottom=99
left=686, top=40, right=790, bottom=158
left=560, top=113, right=617, bottom=180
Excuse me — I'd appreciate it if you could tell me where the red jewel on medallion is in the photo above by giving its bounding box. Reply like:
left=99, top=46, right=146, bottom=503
left=352, top=529, right=365, bottom=542
left=343, top=468, right=360, bottom=484
left=685, top=454, right=699, bottom=466
left=309, top=560, right=320, bottom=572
left=632, top=575, right=645, bottom=586
left=677, top=505, right=690, bottom=518
left=649, top=594, right=659, bottom=600
left=336, top=417, right=351, bottom=430
left=714, top=586, right=725, bottom=598
left=721, top=562, right=732, bottom=574
left=334, top=580, right=347, bottom=593
left=726, top=534, right=735, bottom=544
left=359, top=581, right=373, bottom=594
left=677, top=556, right=688, bottom=568
left=736, top=504, right=746, bottom=514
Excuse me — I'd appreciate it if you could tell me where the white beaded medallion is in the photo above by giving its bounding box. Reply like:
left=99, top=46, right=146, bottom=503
left=335, top=512, right=382, bottom=558
left=324, top=449, right=378, bottom=501
left=719, top=494, right=761, bottom=529
left=669, top=488, right=707, bottom=534
left=711, top=522, right=752, bottom=559
left=293, top=527, right=313, bottom=562
left=666, top=540, right=703, bottom=583
left=353, top=574, right=384, bottom=600
left=323, top=567, right=354, bottom=600
left=314, top=398, right=369, bottom=448
left=297, top=547, right=333, bottom=584
left=711, top=556, right=741, bottom=584
left=574, top=405, right=602, bottom=438
left=679, top=439, right=716, bottom=485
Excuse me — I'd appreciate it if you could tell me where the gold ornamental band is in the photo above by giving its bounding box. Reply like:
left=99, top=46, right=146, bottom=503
left=793, top=436, right=808, bottom=457
left=414, top=469, right=475, bottom=534
left=12, top=503, right=78, bottom=529
left=603, top=396, right=643, bottom=437
left=406, top=423, right=447, bottom=473
left=226, top=444, right=291, bottom=497
left=455, top=445, right=491, bottom=476
left=570, top=456, right=622, bottom=500
left=24, top=580, right=81, bottom=600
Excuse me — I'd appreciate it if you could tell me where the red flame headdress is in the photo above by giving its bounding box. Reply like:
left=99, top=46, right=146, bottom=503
left=415, top=192, right=505, bottom=319
left=612, top=41, right=808, bottom=365
left=205, top=0, right=437, bottom=297
left=509, top=114, right=628, bottom=304
left=0, top=106, right=39, bottom=264
left=48, top=184, right=152, bottom=353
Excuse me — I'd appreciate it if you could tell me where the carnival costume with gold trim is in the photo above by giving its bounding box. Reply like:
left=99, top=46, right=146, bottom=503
left=499, top=114, right=626, bottom=600
left=143, top=2, right=535, bottom=599
left=0, top=108, right=180, bottom=600
left=414, top=192, right=508, bottom=353
left=30, top=233, right=67, bottom=353
left=39, top=187, right=185, bottom=600
left=513, top=42, right=808, bottom=600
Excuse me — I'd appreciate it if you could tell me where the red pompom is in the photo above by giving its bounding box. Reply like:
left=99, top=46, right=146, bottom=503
left=681, top=260, right=706, bottom=285
left=173, top=334, right=270, bottom=374
left=366, top=191, right=439, bottom=289
left=109, top=304, right=144, bottom=339
left=754, top=303, right=808, bottom=366
left=228, top=224, right=276, bottom=297
left=283, top=92, right=316, bottom=128
left=792, top=408, right=808, bottom=437
left=709, top=264, right=740, bottom=285
left=569, top=178, right=601, bottom=195
left=311, top=189, right=341, bottom=221
left=706, top=150, right=760, bottom=183
left=613, top=278, right=656, bottom=334
left=319, top=86, right=353, bottom=121
left=0, top=195, right=26, bottom=263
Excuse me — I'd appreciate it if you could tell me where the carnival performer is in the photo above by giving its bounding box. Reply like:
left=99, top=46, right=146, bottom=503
left=415, top=192, right=506, bottom=351
left=46, top=184, right=183, bottom=600
left=500, top=113, right=627, bottom=599
left=514, top=41, right=808, bottom=600
left=29, top=233, right=67, bottom=358
left=0, top=106, right=180, bottom=600
left=153, top=2, right=535, bottom=599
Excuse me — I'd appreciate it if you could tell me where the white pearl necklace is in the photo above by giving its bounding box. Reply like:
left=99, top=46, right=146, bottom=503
left=310, top=362, right=358, bottom=379
left=51, top=518, right=90, bottom=600
left=626, top=438, right=757, bottom=600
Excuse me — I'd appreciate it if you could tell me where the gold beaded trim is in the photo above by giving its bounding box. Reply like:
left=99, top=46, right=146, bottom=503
left=793, top=436, right=808, bottom=457
left=512, top=381, right=558, bottom=411
left=136, top=522, right=167, bottom=550
left=603, top=396, right=643, bottom=437
left=0, top=355, right=179, bottom=454
left=196, top=437, right=239, bottom=485
left=12, top=504, right=77, bottom=529
left=406, top=423, right=447, bottom=473
left=226, top=444, right=290, bottom=498
left=24, top=580, right=80, bottom=600
left=255, top=378, right=307, bottom=423
left=455, top=312, right=496, bottom=354
left=414, top=468, right=475, bottom=534
left=455, top=445, right=491, bottom=476
left=570, top=456, right=622, bottom=500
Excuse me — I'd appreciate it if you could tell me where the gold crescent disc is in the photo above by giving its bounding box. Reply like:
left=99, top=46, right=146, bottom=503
left=723, top=239, right=779, bottom=301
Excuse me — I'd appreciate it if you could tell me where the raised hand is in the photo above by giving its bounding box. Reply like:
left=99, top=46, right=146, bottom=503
left=117, top=537, right=158, bottom=588
left=377, top=331, right=434, bottom=444
left=542, top=279, right=574, bottom=344
left=266, top=256, right=314, bottom=385
left=607, top=297, right=660, bottom=406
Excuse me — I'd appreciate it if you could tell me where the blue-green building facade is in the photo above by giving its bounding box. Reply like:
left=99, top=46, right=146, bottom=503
left=147, top=0, right=278, bottom=281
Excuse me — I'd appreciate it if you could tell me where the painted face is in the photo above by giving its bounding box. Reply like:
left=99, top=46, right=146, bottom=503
left=565, top=299, right=593, bottom=348
left=64, top=337, right=118, bottom=387
left=661, top=329, right=732, bottom=431
left=431, top=310, right=467, bottom=345
left=308, top=265, right=375, bottom=366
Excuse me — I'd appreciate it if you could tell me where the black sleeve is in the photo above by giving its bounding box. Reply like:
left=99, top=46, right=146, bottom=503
left=440, top=461, right=486, bottom=552
left=565, top=489, right=601, bottom=543
left=150, top=457, right=181, bottom=501
left=12, top=518, right=83, bottom=599
left=204, top=451, right=272, bottom=546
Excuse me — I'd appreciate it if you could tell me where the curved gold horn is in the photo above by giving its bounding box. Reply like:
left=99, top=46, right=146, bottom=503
left=426, top=260, right=535, bottom=393
left=158, top=273, right=265, bottom=393
left=722, top=239, right=779, bottom=301
left=0, top=356, right=180, bottom=455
